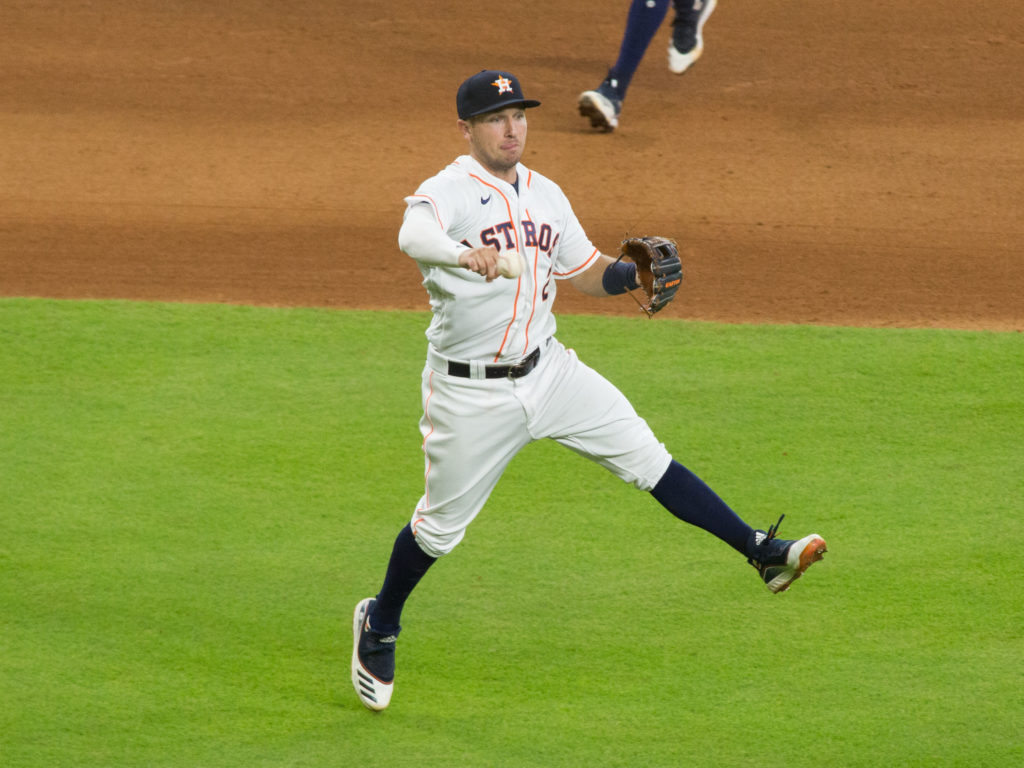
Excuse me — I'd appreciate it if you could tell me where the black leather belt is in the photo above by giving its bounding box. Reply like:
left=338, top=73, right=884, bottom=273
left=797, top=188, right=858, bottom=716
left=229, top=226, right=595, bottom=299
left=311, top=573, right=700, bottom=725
left=448, top=346, right=541, bottom=379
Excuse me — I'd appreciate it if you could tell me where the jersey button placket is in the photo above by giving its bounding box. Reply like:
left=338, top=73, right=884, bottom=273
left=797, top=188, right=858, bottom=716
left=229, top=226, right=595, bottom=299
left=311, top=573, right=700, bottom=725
left=512, top=203, right=530, bottom=355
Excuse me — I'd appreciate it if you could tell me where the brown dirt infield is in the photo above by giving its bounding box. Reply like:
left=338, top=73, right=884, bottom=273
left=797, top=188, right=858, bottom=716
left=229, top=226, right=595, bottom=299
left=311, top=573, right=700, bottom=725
left=3, top=1, right=1022, bottom=331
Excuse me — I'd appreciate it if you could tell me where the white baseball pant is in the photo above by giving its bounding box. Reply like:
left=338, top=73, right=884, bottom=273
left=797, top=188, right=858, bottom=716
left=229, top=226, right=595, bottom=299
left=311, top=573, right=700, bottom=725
left=410, top=337, right=672, bottom=557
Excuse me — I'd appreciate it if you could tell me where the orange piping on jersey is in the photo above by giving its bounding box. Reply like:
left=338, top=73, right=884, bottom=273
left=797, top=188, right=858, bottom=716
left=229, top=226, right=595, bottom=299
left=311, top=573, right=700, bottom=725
left=417, top=370, right=437, bottom=511
left=469, top=173, right=522, bottom=362
left=553, top=247, right=600, bottom=278
left=407, top=193, right=445, bottom=229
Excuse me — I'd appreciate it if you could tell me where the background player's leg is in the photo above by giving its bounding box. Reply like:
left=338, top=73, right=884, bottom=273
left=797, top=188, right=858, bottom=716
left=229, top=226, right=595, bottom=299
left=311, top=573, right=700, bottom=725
left=579, top=0, right=671, bottom=130
left=668, top=0, right=716, bottom=74
left=604, top=0, right=672, bottom=102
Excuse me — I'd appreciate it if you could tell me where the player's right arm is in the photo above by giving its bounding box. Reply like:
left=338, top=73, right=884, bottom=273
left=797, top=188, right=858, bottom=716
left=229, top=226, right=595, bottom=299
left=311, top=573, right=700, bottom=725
left=399, top=203, right=502, bottom=280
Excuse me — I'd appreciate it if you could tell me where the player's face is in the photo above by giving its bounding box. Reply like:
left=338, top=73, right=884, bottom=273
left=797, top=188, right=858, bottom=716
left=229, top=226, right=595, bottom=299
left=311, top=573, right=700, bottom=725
left=459, top=107, right=528, bottom=182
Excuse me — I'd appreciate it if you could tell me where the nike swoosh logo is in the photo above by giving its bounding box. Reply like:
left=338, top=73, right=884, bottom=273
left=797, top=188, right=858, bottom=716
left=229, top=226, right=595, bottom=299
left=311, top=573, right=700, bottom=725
left=480, top=195, right=491, bottom=205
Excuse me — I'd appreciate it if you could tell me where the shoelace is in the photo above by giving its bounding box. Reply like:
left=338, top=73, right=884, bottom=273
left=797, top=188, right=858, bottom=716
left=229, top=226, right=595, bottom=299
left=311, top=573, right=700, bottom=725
left=749, top=514, right=786, bottom=569
left=764, top=514, right=785, bottom=543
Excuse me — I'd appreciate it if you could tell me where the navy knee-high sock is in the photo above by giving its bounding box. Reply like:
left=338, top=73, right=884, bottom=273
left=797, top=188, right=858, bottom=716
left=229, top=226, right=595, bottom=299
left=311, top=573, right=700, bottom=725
left=369, top=524, right=436, bottom=635
left=605, top=0, right=671, bottom=99
left=651, top=460, right=753, bottom=555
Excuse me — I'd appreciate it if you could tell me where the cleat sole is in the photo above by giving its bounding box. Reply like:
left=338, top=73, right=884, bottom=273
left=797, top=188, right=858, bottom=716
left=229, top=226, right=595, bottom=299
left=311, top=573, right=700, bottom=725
left=767, top=535, right=828, bottom=594
left=577, top=93, right=617, bottom=132
left=351, top=598, right=393, bottom=711
left=797, top=537, right=827, bottom=573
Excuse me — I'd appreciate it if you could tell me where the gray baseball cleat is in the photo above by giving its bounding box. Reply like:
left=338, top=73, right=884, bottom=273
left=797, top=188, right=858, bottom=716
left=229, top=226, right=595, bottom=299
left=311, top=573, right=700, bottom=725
left=746, top=515, right=827, bottom=593
left=351, top=597, right=397, bottom=710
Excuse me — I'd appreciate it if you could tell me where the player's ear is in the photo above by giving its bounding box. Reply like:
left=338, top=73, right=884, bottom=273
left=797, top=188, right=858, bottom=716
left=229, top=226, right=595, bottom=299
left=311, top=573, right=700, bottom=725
left=457, top=118, right=472, bottom=139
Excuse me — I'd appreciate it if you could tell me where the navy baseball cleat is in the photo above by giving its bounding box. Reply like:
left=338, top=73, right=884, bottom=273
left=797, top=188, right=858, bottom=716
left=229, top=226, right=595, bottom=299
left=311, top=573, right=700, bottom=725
left=746, top=515, right=827, bottom=593
left=668, top=0, right=716, bottom=75
left=577, top=78, right=622, bottom=132
left=351, top=597, right=397, bottom=710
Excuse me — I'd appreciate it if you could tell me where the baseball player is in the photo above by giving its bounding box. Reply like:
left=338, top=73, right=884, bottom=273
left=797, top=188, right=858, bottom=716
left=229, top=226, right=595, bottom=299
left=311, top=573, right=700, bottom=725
left=351, top=69, right=826, bottom=711
left=579, top=0, right=718, bottom=131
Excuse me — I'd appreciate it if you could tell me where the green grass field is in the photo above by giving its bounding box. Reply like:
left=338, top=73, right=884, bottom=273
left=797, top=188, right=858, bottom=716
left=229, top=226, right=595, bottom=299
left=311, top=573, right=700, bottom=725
left=2, top=298, right=1021, bottom=767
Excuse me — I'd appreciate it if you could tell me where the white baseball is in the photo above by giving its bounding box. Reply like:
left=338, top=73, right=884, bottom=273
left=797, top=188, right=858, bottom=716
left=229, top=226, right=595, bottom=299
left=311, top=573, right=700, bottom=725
left=496, top=250, right=524, bottom=279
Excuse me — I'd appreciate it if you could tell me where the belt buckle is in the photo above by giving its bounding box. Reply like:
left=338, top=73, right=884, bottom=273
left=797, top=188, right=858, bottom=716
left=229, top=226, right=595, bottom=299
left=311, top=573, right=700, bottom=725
left=506, top=349, right=536, bottom=379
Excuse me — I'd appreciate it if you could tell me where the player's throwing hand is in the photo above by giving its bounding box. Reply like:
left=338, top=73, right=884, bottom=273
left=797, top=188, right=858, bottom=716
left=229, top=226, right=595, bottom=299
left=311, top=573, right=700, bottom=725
left=458, top=246, right=502, bottom=281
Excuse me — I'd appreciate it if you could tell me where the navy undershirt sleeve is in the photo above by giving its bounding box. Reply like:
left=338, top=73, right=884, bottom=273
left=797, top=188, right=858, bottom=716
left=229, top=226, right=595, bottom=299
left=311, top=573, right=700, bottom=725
left=602, top=260, right=639, bottom=295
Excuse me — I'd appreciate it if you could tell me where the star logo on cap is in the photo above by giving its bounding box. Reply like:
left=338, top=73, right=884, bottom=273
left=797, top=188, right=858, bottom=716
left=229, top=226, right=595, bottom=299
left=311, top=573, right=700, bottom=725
left=491, top=76, right=513, bottom=95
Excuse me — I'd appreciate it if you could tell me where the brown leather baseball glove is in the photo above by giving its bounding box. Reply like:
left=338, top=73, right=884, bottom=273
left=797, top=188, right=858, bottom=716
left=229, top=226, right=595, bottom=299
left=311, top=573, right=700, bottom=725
left=618, top=236, right=683, bottom=317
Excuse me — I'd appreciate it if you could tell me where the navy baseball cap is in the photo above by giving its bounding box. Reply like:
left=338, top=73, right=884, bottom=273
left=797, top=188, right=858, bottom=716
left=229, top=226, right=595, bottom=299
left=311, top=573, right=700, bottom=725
left=456, top=70, right=541, bottom=120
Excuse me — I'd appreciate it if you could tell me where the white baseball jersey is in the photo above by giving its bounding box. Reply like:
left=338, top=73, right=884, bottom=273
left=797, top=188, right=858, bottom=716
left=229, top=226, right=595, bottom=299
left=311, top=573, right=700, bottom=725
left=403, top=153, right=600, bottom=363
left=399, top=154, right=671, bottom=557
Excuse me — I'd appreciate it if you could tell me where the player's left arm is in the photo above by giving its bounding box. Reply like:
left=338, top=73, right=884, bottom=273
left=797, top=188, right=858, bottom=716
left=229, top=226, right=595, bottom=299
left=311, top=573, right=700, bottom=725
left=568, top=252, right=634, bottom=297
left=569, top=237, right=683, bottom=317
